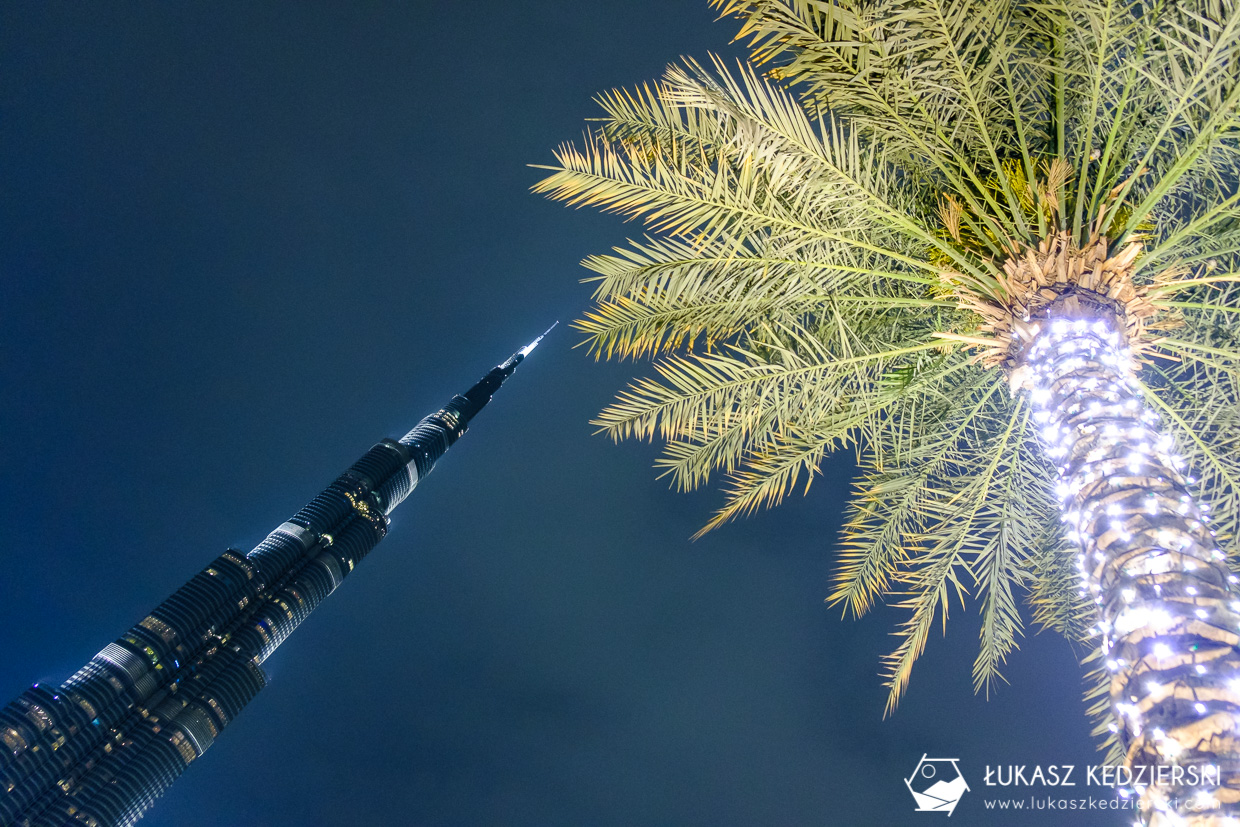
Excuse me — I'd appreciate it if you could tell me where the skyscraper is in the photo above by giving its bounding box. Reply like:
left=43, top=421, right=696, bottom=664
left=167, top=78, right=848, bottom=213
left=0, top=333, right=550, bottom=827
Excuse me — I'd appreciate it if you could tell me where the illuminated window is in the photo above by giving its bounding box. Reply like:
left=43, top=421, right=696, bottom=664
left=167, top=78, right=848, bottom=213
left=25, top=704, right=53, bottom=731
left=169, top=731, right=196, bottom=763
left=73, top=696, right=97, bottom=719
left=205, top=698, right=227, bottom=727
left=139, top=616, right=177, bottom=644
left=286, top=587, right=306, bottom=608
left=2, top=726, right=27, bottom=753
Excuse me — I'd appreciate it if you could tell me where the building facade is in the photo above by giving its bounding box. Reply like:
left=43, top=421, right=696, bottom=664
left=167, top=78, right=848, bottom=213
left=0, top=337, right=545, bottom=827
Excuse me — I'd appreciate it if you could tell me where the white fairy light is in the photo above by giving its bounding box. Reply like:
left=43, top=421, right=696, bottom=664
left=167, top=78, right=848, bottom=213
left=1024, top=314, right=1236, bottom=821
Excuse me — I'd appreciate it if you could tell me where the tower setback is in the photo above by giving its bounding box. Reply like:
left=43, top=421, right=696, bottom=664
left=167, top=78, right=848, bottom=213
left=0, top=333, right=549, bottom=827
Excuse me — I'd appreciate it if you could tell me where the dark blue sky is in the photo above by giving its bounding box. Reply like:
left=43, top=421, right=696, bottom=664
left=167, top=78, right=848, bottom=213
left=2, top=3, right=1116, bottom=825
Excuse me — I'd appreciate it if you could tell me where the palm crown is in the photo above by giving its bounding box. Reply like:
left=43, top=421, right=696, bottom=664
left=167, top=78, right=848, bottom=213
left=535, top=0, right=1240, bottom=725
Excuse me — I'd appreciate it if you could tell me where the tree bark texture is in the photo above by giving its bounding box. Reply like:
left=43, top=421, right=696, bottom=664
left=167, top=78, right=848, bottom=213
left=1025, top=314, right=1240, bottom=825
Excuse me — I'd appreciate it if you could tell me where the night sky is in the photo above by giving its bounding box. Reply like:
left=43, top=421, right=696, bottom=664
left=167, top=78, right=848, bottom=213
left=2, top=3, right=1119, bottom=825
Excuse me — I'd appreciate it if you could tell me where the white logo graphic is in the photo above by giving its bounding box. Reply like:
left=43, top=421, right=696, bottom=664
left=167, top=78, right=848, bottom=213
left=906, top=754, right=969, bottom=815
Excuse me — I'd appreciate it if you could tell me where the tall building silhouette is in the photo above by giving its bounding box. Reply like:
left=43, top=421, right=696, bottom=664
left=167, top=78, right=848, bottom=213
left=0, top=332, right=550, bottom=827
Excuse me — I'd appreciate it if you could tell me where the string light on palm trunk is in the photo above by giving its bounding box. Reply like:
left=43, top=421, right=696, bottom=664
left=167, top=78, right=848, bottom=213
left=1019, top=312, right=1240, bottom=825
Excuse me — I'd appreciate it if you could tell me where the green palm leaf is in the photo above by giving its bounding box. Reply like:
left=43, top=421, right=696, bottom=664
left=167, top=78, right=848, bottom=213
left=539, top=0, right=1240, bottom=800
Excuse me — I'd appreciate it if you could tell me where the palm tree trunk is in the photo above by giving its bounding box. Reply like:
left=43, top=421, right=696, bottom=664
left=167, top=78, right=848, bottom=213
left=1025, top=310, right=1240, bottom=825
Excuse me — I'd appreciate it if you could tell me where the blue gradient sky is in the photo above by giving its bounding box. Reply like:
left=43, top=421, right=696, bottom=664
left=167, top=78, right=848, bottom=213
left=1, top=3, right=1113, bottom=825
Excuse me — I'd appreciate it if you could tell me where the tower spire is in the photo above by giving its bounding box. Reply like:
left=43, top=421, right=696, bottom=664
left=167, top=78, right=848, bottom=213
left=0, top=331, right=550, bottom=827
left=384, top=324, right=557, bottom=515
left=459, top=321, right=558, bottom=415
left=520, top=321, right=559, bottom=358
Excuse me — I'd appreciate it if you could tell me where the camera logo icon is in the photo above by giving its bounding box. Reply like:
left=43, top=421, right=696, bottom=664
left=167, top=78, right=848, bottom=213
left=905, top=754, right=969, bottom=815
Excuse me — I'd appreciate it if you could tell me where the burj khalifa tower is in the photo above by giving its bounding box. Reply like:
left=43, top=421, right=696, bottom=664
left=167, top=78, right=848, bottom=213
left=0, top=330, right=551, bottom=827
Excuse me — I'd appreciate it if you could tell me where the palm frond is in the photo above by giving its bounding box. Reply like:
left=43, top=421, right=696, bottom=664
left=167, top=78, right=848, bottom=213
left=540, top=0, right=1240, bottom=728
left=832, top=369, right=1004, bottom=616
left=880, top=392, right=1033, bottom=711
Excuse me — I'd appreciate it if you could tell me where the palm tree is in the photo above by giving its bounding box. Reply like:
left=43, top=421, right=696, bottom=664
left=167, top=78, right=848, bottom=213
left=536, top=0, right=1240, bottom=822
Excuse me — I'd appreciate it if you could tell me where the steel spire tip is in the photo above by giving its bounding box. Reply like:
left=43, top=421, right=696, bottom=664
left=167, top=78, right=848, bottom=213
left=519, top=321, right=559, bottom=357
